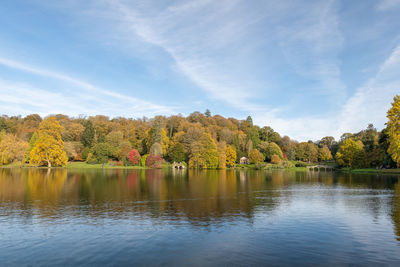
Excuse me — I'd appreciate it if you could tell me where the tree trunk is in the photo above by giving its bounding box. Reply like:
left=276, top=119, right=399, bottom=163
left=46, top=155, right=51, bottom=168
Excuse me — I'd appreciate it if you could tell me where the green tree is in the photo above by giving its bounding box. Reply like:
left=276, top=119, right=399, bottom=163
left=258, top=141, right=283, bottom=161
left=81, top=120, right=95, bottom=147
left=387, top=95, right=400, bottom=167
left=167, top=143, right=186, bottom=163
left=92, top=142, right=117, bottom=163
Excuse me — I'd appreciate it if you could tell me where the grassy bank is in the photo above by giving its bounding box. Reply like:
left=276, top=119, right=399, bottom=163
left=66, top=162, right=147, bottom=169
left=339, top=167, right=400, bottom=174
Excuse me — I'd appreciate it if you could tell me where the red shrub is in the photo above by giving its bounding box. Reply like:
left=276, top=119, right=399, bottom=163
left=127, top=149, right=141, bottom=165
left=145, top=154, right=164, bottom=168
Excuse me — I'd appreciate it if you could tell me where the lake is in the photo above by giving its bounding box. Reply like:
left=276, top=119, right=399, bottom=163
left=1, top=168, right=400, bottom=266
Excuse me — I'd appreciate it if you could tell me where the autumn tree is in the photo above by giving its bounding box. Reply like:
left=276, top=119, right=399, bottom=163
left=29, top=117, right=68, bottom=167
left=146, top=154, right=164, bottom=168
left=127, top=149, right=141, bottom=165
left=145, top=117, right=169, bottom=155
left=387, top=95, right=400, bottom=167
left=318, top=146, right=333, bottom=161
left=296, top=142, right=318, bottom=162
left=271, top=154, right=282, bottom=164
left=226, top=146, right=237, bottom=168
left=188, top=132, right=219, bottom=168
left=0, top=134, right=29, bottom=165
left=249, top=149, right=264, bottom=164
left=167, top=143, right=186, bottom=163
left=217, top=142, right=227, bottom=169
left=335, top=138, right=366, bottom=168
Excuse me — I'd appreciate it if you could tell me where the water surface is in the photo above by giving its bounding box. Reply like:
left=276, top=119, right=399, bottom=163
left=1, top=168, right=400, bottom=266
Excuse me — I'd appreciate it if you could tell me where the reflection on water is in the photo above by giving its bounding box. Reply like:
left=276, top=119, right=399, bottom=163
left=1, top=168, right=400, bottom=265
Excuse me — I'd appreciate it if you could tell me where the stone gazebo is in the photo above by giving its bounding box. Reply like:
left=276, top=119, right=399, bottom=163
left=240, top=157, right=250, bottom=164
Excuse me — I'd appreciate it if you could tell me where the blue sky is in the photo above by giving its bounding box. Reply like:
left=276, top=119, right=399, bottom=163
left=0, top=0, right=400, bottom=141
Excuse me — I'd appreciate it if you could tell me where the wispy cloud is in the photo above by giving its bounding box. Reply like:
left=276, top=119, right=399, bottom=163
left=103, top=0, right=271, bottom=110
left=276, top=0, right=345, bottom=100
left=254, top=43, right=400, bottom=141
left=377, top=0, right=400, bottom=11
left=337, top=44, right=400, bottom=135
left=0, top=57, right=174, bottom=117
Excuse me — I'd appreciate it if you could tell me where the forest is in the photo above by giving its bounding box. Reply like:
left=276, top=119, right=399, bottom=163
left=0, top=95, right=399, bottom=169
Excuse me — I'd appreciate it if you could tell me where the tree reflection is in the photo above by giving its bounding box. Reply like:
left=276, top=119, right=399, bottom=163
left=0, top=168, right=399, bottom=233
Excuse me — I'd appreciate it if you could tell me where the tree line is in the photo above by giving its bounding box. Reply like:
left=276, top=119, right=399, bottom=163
left=0, top=96, right=399, bottom=169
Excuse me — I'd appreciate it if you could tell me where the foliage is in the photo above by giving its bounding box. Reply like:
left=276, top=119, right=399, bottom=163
left=0, top=134, right=29, bottom=165
left=226, top=146, right=236, bottom=168
left=318, top=146, right=333, bottom=161
left=217, top=142, right=227, bottom=169
left=167, top=143, right=186, bottom=163
left=336, top=138, right=366, bottom=168
left=258, top=141, right=283, bottom=161
left=188, top=132, right=219, bottom=169
left=29, top=117, right=68, bottom=167
left=387, top=95, right=400, bottom=167
left=127, top=149, right=141, bottom=165
left=270, top=154, right=282, bottom=164
left=140, top=154, right=149, bottom=167
left=149, top=142, right=162, bottom=156
left=81, top=147, right=91, bottom=161
left=249, top=149, right=264, bottom=164
left=91, top=142, right=117, bottom=164
left=1, top=95, right=400, bottom=170
left=81, top=120, right=95, bottom=147
left=64, top=141, right=83, bottom=161
left=145, top=154, right=164, bottom=168
left=105, top=131, right=124, bottom=148
left=295, top=142, right=318, bottom=162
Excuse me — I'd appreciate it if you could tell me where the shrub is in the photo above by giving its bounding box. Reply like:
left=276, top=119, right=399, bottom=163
left=281, top=160, right=294, bottom=168
left=145, top=154, right=164, bottom=168
left=271, top=154, right=282, bottom=164
left=127, top=149, right=141, bottom=165
left=81, top=147, right=91, bottom=161
left=140, top=154, right=149, bottom=167
left=295, top=161, right=307, bottom=167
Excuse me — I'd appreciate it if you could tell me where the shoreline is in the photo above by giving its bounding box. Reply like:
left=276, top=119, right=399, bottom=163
left=1, top=162, right=400, bottom=174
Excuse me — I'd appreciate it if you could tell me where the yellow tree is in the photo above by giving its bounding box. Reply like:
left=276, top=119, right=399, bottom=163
left=387, top=95, right=400, bottom=167
left=249, top=149, right=264, bottom=164
left=335, top=138, right=365, bottom=168
left=0, top=134, right=29, bottom=165
left=29, top=117, right=68, bottom=167
left=226, top=146, right=237, bottom=168
left=217, top=142, right=227, bottom=169
left=318, top=146, right=333, bottom=161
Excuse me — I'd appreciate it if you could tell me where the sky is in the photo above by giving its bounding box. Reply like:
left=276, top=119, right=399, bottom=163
left=0, top=0, right=400, bottom=141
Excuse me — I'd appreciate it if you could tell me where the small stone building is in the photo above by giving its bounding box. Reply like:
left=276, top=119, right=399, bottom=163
left=240, top=157, right=250, bottom=164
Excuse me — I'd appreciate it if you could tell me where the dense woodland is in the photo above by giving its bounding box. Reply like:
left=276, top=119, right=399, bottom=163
left=0, top=95, right=399, bottom=169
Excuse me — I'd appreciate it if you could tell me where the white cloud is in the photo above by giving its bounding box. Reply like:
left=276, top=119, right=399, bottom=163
left=0, top=57, right=175, bottom=117
left=377, top=0, right=400, bottom=10
left=337, top=44, right=400, bottom=135
left=253, top=44, right=400, bottom=141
